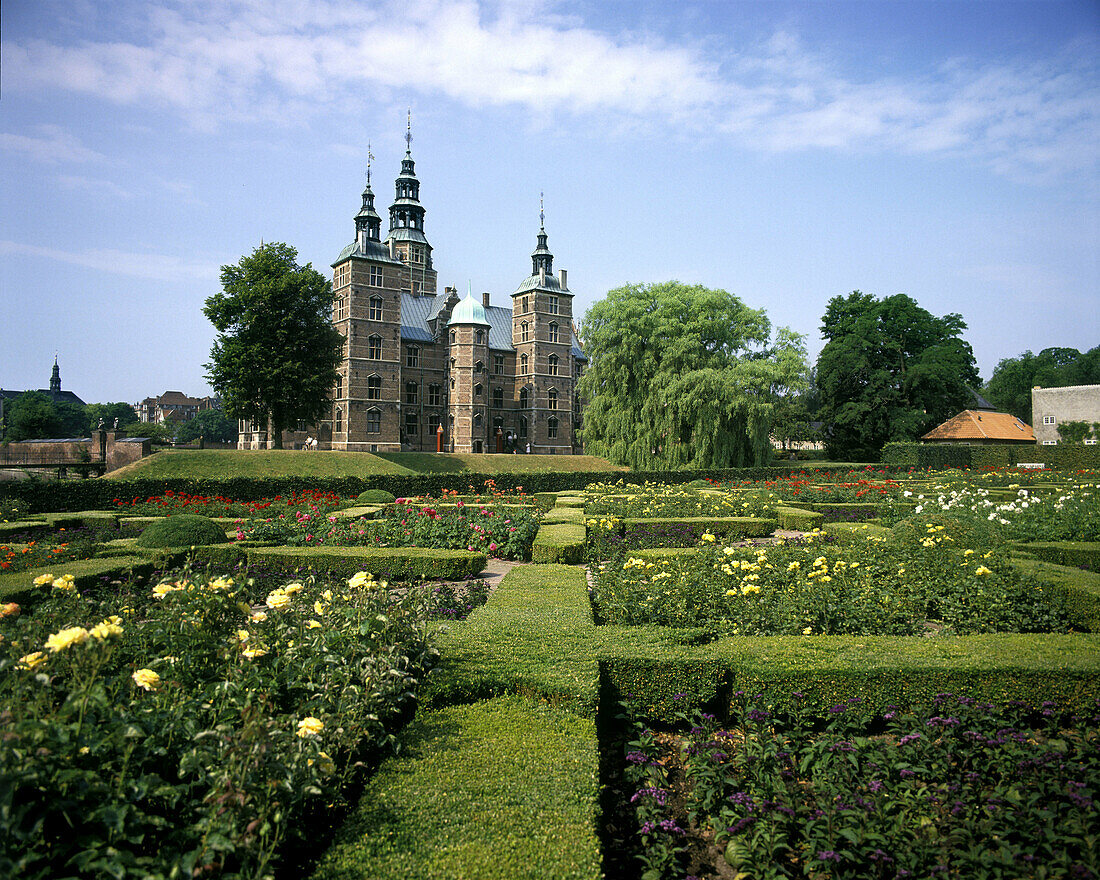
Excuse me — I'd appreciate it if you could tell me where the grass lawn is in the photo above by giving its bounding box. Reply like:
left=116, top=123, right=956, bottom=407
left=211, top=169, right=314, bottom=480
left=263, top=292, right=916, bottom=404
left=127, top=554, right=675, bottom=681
left=104, top=449, right=625, bottom=480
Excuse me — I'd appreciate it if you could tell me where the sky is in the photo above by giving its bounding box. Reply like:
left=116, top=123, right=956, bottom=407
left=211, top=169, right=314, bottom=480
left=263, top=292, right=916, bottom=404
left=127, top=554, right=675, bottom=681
left=1, top=0, right=1098, bottom=406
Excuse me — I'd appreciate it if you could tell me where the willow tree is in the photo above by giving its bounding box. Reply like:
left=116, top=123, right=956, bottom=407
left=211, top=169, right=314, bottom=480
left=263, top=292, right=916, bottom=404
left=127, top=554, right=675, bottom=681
left=578, top=282, right=807, bottom=469
left=204, top=242, right=343, bottom=449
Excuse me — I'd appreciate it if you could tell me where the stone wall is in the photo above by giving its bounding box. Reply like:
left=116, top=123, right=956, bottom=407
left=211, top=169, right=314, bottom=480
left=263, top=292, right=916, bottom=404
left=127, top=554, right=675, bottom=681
left=1032, top=385, right=1100, bottom=445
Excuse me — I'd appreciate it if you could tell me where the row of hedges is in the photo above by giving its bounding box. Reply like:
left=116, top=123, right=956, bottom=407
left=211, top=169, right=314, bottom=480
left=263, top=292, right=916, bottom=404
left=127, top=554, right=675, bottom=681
left=1009, top=557, right=1100, bottom=632
left=1011, top=541, right=1100, bottom=571
left=532, top=523, right=587, bottom=564
left=882, top=442, right=1100, bottom=470
left=311, top=696, right=601, bottom=880
left=1, top=465, right=862, bottom=513
left=0, top=557, right=155, bottom=603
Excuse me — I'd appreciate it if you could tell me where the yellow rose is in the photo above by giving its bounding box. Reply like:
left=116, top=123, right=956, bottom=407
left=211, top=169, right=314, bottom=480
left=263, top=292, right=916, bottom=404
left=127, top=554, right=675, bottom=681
left=265, top=590, right=291, bottom=610
left=802, top=626, right=813, bottom=635
left=52, top=574, right=76, bottom=591
left=313, top=601, right=326, bottom=616
left=90, top=619, right=124, bottom=641
left=34, top=573, right=55, bottom=586
left=283, top=582, right=304, bottom=595
left=250, top=610, right=267, bottom=623
left=132, top=668, right=160, bottom=691
left=296, top=716, right=324, bottom=737
left=236, top=629, right=250, bottom=643
left=45, top=626, right=90, bottom=652
left=152, top=583, right=181, bottom=599
left=207, top=576, right=234, bottom=591
left=348, top=571, right=375, bottom=590
left=700, top=532, right=716, bottom=543
left=241, top=647, right=268, bottom=659
left=18, top=651, right=47, bottom=670
left=307, top=620, right=323, bottom=629
left=975, top=566, right=993, bottom=577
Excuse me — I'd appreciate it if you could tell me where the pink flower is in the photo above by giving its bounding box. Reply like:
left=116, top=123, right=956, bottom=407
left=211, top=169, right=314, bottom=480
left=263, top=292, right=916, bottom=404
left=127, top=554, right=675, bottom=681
left=490, top=543, right=498, bottom=551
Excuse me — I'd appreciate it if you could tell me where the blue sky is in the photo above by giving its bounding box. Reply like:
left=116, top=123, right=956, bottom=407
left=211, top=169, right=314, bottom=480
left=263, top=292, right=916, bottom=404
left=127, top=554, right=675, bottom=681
left=2, top=0, right=1097, bottom=405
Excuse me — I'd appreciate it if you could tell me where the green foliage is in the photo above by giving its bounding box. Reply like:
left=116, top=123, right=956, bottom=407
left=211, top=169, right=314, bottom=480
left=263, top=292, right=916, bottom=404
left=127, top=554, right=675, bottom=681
left=85, top=402, right=139, bottom=431
left=176, top=408, right=238, bottom=444
left=1057, top=419, right=1095, bottom=444
left=3, top=392, right=64, bottom=440
left=0, top=557, right=154, bottom=603
left=134, top=514, right=228, bottom=548
left=984, top=345, right=1100, bottom=422
left=579, top=281, right=808, bottom=469
left=889, top=511, right=1003, bottom=550
left=816, top=291, right=980, bottom=460
left=187, top=545, right=488, bottom=582
left=203, top=242, right=343, bottom=449
left=356, top=488, right=397, bottom=503
left=531, top=522, right=586, bottom=563
left=311, top=696, right=601, bottom=880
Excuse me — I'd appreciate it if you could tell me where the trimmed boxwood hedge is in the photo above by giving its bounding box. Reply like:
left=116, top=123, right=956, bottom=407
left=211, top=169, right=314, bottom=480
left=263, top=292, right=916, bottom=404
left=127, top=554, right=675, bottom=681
left=532, top=523, right=586, bottom=564
left=0, top=556, right=155, bottom=603
left=310, top=696, right=601, bottom=880
left=182, top=545, right=488, bottom=581
left=133, top=514, right=228, bottom=548
left=541, top=507, right=585, bottom=525
left=1011, top=541, right=1100, bottom=571
left=775, top=506, right=825, bottom=531
left=0, top=521, right=51, bottom=540
left=1009, top=557, right=1100, bottom=632
left=620, top=516, right=777, bottom=545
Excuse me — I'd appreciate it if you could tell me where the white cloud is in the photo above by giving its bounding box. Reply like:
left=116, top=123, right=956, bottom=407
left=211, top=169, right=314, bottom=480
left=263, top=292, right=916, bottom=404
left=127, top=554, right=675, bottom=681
left=0, top=239, right=220, bottom=282
left=1, top=0, right=1097, bottom=177
left=0, top=125, right=107, bottom=164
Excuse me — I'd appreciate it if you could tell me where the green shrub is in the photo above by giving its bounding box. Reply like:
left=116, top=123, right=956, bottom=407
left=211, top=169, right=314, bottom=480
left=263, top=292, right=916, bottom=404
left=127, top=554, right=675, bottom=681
left=133, top=514, right=228, bottom=548
left=776, top=506, right=825, bottom=531
left=532, top=523, right=586, bottom=563
left=889, top=511, right=1002, bottom=549
left=619, top=516, right=777, bottom=547
left=188, top=545, right=488, bottom=582
left=311, top=696, right=601, bottom=880
left=0, top=521, right=51, bottom=540
left=356, top=489, right=396, bottom=504
left=0, top=497, right=30, bottom=520
left=1011, top=541, right=1100, bottom=571
left=1009, top=557, right=1100, bottom=632
left=0, top=557, right=155, bottom=603
left=542, top=507, right=585, bottom=525
left=685, top=479, right=712, bottom=489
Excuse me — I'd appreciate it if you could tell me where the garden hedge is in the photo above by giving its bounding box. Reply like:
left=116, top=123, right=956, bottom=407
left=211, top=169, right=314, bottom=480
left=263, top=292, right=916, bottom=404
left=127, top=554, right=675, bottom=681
left=620, top=516, right=777, bottom=545
left=0, top=521, right=51, bottom=540
left=1010, top=541, right=1100, bottom=571
left=541, top=507, right=585, bottom=525
left=423, top=564, right=598, bottom=714
left=775, top=506, right=825, bottom=531
left=185, top=545, right=488, bottom=581
left=0, top=556, right=155, bottom=603
left=531, top=523, right=586, bottom=564
left=311, top=696, right=601, bottom=880
left=1008, top=558, right=1100, bottom=632
left=883, top=441, right=1100, bottom=471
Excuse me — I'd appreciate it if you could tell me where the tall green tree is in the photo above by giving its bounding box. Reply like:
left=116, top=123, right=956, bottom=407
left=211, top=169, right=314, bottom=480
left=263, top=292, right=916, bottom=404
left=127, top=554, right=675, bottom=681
left=203, top=243, right=343, bottom=449
left=86, top=402, right=138, bottom=431
left=816, top=291, right=979, bottom=461
left=984, top=345, right=1100, bottom=423
left=578, top=281, right=808, bottom=469
left=176, top=408, right=238, bottom=444
left=4, top=392, right=63, bottom=441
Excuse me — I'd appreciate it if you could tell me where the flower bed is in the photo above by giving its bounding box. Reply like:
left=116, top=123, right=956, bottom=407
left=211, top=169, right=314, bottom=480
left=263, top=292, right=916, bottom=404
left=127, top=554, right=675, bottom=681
left=0, top=565, right=447, bottom=879
left=111, top=488, right=344, bottom=519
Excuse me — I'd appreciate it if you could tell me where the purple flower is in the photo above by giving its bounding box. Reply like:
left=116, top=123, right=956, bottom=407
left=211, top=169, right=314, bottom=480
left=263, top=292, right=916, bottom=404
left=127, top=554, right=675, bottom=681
left=897, top=732, right=922, bottom=746
left=816, top=850, right=842, bottom=863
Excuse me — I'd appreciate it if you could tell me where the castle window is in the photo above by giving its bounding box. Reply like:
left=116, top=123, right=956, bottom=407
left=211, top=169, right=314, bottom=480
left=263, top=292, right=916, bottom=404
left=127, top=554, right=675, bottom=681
left=548, top=322, right=559, bottom=343
left=519, top=415, right=528, bottom=438
left=522, top=296, right=529, bottom=313
left=334, top=264, right=349, bottom=288
left=410, top=245, right=422, bottom=263
left=493, top=354, right=504, bottom=375
left=404, top=410, right=418, bottom=436
left=370, top=296, right=383, bottom=320
left=367, top=375, right=381, bottom=400
left=475, top=329, right=484, bottom=344
left=548, top=417, right=558, bottom=439
left=548, top=388, right=558, bottom=410
left=335, top=408, right=343, bottom=432
left=406, top=346, right=419, bottom=368
left=492, top=387, right=504, bottom=408
left=429, top=384, right=441, bottom=406
left=474, top=412, right=482, bottom=427
left=474, top=383, right=482, bottom=397
left=519, top=387, right=529, bottom=409
left=521, top=322, right=529, bottom=343
left=366, top=409, right=381, bottom=434
left=450, top=330, right=456, bottom=345
left=548, top=295, right=559, bottom=315
left=548, top=354, right=559, bottom=376
left=475, top=360, right=483, bottom=373
left=520, top=354, right=528, bottom=375
left=405, top=382, right=418, bottom=405
left=429, top=414, right=441, bottom=436
left=368, top=335, right=382, bottom=359
left=369, top=266, right=383, bottom=287
left=335, top=374, right=343, bottom=399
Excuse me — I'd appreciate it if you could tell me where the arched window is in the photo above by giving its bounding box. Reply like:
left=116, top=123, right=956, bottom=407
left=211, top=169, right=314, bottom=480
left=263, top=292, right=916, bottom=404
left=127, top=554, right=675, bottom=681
left=519, top=415, right=528, bottom=438
left=474, top=412, right=483, bottom=427
left=368, top=335, right=382, bottom=359
left=367, top=375, right=381, bottom=400
left=335, top=374, right=343, bottom=399
left=548, top=354, right=559, bottom=376
left=475, top=329, right=484, bottom=344
left=548, top=322, right=559, bottom=343
left=519, top=387, right=529, bottom=409
left=475, top=360, right=483, bottom=373
left=366, top=409, right=381, bottom=434
left=521, top=322, right=529, bottom=343
left=547, top=417, right=558, bottom=439
left=405, top=382, right=418, bottom=405
left=450, top=330, right=456, bottom=344
left=548, top=388, right=558, bottom=410
left=474, top=383, right=482, bottom=397
left=369, top=296, right=383, bottom=321
left=449, top=358, right=455, bottom=373
left=335, top=408, right=343, bottom=432
left=520, top=353, right=528, bottom=375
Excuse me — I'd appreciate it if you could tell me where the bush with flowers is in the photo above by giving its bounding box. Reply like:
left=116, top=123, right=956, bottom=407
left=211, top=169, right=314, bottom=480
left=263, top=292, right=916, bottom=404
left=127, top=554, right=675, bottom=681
left=0, top=563, right=442, bottom=879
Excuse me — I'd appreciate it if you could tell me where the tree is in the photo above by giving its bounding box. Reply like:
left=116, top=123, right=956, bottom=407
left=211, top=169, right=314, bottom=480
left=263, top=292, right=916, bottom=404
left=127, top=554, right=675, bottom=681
left=203, top=243, right=343, bottom=449
left=578, top=281, right=808, bottom=469
left=816, top=292, right=979, bottom=461
left=86, top=402, right=138, bottom=431
left=176, top=408, right=238, bottom=444
left=984, top=345, right=1100, bottom=423
left=4, top=392, right=64, bottom=441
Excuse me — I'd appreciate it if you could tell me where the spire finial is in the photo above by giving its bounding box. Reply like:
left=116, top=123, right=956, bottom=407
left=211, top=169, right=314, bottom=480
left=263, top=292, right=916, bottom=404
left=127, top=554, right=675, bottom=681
left=539, top=192, right=545, bottom=228
left=405, top=108, right=412, bottom=153
left=366, top=141, right=374, bottom=185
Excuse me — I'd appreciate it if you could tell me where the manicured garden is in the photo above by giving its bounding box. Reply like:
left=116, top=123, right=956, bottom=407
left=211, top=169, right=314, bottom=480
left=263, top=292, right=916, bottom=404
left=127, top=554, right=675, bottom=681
left=1, top=466, right=1098, bottom=878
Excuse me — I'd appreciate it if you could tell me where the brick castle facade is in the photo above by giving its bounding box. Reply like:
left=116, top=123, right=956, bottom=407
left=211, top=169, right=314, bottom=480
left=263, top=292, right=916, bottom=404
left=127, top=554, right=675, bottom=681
left=240, top=133, right=586, bottom=453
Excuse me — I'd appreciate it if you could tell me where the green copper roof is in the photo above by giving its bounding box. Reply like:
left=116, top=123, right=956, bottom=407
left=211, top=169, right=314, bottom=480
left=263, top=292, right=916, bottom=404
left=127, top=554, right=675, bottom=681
left=448, top=291, right=491, bottom=326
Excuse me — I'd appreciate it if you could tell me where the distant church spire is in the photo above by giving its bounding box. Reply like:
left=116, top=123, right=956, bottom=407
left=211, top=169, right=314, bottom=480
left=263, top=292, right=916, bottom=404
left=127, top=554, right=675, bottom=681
left=531, top=196, right=553, bottom=277
left=356, top=141, right=382, bottom=243
left=50, top=355, right=61, bottom=394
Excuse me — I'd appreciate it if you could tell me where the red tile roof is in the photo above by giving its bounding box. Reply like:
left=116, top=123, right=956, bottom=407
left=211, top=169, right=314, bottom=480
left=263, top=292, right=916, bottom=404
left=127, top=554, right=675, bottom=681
left=922, top=410, right=1034, bottom=442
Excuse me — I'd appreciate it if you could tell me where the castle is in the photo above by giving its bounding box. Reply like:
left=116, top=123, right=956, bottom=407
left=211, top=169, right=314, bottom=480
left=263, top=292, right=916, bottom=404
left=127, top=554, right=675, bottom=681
left=240, top=129, right=587, bottom=454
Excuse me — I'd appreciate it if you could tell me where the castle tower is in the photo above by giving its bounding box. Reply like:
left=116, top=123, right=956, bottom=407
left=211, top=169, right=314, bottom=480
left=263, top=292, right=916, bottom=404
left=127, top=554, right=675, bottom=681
left=447, top=286, right=492, bottom=453
left=50, top=357, right=61, bottom=395
left=384, top=113, right=437, bottom=298
left=329, top=148, right=406, bottom=452
left=511, top=203, right=575, bottom=452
